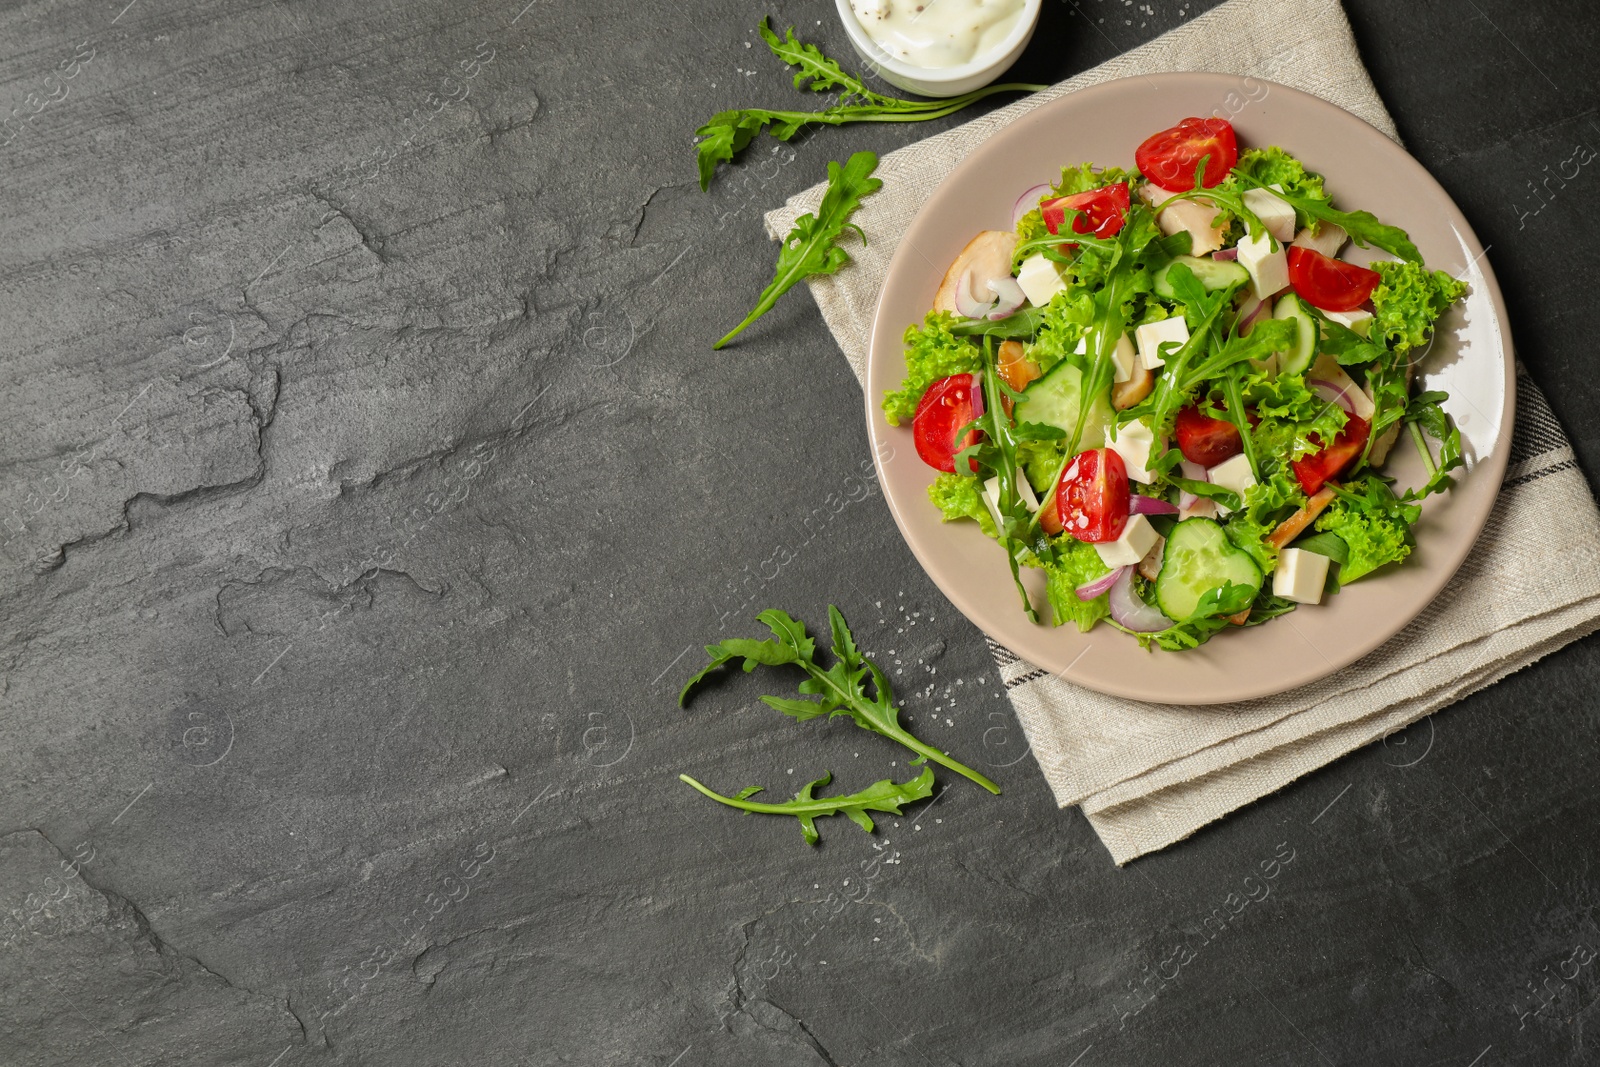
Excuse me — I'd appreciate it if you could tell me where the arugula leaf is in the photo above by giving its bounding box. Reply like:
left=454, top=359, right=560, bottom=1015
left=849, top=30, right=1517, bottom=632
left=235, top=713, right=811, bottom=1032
left=1230, top=170, right=1422, bottom=263
left=927, top=472, right=997, bottom=537
left=678, top=767, right=935, bottom=845
left=1295, top=530, right=1350, bottom=567
left=682, top=607, right=1001, bottom=793
left=1168, top=475, right=1242, bottom=512
left=949, top=304, right=1051, bottom=341
left=1311, top=310, right=1389, bottom=366
left=1180, top=318, right=1295, bottom=388
left=1402, top=418, right=1464, bottom=502
left=1141, top=580, right=1259, bottom=651
left=716, top=151, right=882, bottom=349
left=1141, top=262, right=1238, bottom=440
left=695, top=19, right=1044, bottom=189
left=1406, top=390, right=1452, bottom=440
left=973, top=337, right=1045, bottom=622
left=758, top=17, right=898, bottom=103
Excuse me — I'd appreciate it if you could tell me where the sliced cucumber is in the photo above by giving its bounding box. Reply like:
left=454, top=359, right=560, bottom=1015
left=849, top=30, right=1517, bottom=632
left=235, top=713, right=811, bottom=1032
left=1273, top=293, right=1317, bottom=376
left=1155, top=518, right=1264, bottom=622
left=1014, top=359, right=1113, bottom=446
left=1154, top=255, right=1251, bottom=300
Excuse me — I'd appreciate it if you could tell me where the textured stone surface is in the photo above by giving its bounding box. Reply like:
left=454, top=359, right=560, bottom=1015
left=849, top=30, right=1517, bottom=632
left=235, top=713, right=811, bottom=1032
left=2, top=0, right=1598, bottom=1064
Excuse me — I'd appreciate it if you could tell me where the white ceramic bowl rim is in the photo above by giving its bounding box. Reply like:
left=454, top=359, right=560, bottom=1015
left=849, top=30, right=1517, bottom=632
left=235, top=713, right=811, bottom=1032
left=833, top=0, right=1045, bottom=86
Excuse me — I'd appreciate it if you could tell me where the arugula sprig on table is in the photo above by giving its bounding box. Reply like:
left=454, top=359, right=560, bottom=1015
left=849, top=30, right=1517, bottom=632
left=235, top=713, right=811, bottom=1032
left=681, top=607, right=1001, bottom=794
left=678, top=767, right=934, bottom=846
left=715, top=150, right=881, bottom=349
left=696, top=19, right=1045, bottom=190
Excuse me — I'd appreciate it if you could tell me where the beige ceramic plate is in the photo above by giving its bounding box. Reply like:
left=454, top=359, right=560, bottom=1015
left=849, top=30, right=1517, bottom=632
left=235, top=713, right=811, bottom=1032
left=867, top=73, right=1514, bottom=705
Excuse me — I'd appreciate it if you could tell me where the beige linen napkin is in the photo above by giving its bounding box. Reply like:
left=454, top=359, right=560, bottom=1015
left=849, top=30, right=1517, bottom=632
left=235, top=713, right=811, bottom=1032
left=763, top=0, right=1600, bottom=863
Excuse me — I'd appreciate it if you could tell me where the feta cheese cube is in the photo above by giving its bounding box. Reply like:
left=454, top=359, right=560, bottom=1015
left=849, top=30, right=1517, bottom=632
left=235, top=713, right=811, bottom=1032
left=1236, top=230, right=1289, bottom=301
left=1291, top=222, right=1348, bottom=258
left=1273, top=547, right=1331, bottom=605
left=981, top=474, right=1040, bottom=531
left=1243, top=185, right=1296, bottom=244
left=1104, top=419, right=1157, bottom=484
left=1094, top=513, right=1161, bottom=568
left=1207, top=453, right=1257, bottom=517
left=1015, top=254, right=1067, bottom=307
left=1309, top=353, right=1376, bottom=419
left=1135, top=316, right=1189, bottom=370
left=1322, top=307, right=1374, bottom=338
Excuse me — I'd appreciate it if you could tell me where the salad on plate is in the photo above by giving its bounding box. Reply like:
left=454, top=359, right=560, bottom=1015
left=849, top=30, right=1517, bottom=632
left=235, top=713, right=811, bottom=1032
left=882, top=116, right=1470, bottom=650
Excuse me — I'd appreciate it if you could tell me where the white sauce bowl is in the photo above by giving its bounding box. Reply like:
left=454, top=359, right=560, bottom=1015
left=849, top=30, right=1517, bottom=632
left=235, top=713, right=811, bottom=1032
left=833, top=0, right=1043, bottom=98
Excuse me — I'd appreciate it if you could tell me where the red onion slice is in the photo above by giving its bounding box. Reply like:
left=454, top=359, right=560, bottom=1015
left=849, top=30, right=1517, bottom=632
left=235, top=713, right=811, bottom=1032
left=985, top=277, right=1027, bottom=319
left=1012, top=182, right=1053, bottom=229
left=1239, top=295, right=1272, bottom=333
left=967, top=372, right=985, bottom=420
left=953, top=270, right=996, bottom=320
left=1212, top=247, right=1240, bottom=262
left=1109, top=568, right=1171, bottom=633
left=1075, top=565, right=1125, bottom=602
left=1177, top=459, right=1209, bottom=511
left=1308, top=377, right=1356, bottom=413
left=1130, top=494, right=1179, bottom=516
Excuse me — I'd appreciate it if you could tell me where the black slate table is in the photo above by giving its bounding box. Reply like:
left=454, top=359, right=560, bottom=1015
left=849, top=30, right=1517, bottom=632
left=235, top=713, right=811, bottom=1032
left=3, top=1, right=1598, bottom=1064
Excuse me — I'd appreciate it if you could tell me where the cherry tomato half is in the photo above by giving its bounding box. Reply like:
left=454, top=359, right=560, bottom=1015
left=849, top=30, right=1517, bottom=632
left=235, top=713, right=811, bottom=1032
left=912, top=374, right=983, bottom=474
left=1057, top=448, right=1129, bottom=544
left=1291, top=413, right=1371, bottom=495
left=1136, top=117, right=1239, bottom=192
left=1040, top=182, right=1131, bottom=241
left=1286, top=246, right=1382, bottom=313
left=1175, top=405, right=1244, bottom=467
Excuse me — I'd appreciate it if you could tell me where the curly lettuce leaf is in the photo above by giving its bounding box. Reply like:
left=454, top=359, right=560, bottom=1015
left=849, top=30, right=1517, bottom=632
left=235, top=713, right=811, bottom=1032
left=1233, top=146, right=1329, bottom=203
left=1246, top=371, right=1352, bottom=461
left=882, top=312, right=982, bottom=426
left=1017, top=438, right=1068, bottom=499
left=1024, top=290, right=1096, bottom=375
left=928, top=473, right=997, bottom=537
left=1314, top=476, right=1417, bottom=581
left=1371, top=261, right=1468, bottom=356
left=1040, top=537, right=1113, bottom=632
left=1221, top=473, right=1304, bottom=574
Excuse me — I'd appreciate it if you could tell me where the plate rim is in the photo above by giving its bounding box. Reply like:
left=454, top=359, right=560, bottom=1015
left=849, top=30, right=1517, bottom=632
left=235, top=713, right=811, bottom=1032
left=863, top=71, right=1517, bottom=705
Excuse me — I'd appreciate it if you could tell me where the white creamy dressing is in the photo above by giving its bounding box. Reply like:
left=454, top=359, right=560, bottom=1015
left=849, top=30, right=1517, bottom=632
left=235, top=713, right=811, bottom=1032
left=849, top=0, right=1026, bottom=69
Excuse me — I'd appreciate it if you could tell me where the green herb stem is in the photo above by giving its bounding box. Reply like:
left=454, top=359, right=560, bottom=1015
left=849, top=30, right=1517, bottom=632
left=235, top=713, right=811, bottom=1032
left=883, top=731, right=1001, bottom=794
left=679, top=774, right=840, bottom=815
left=1407, top=419, right=1437, bottom=476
